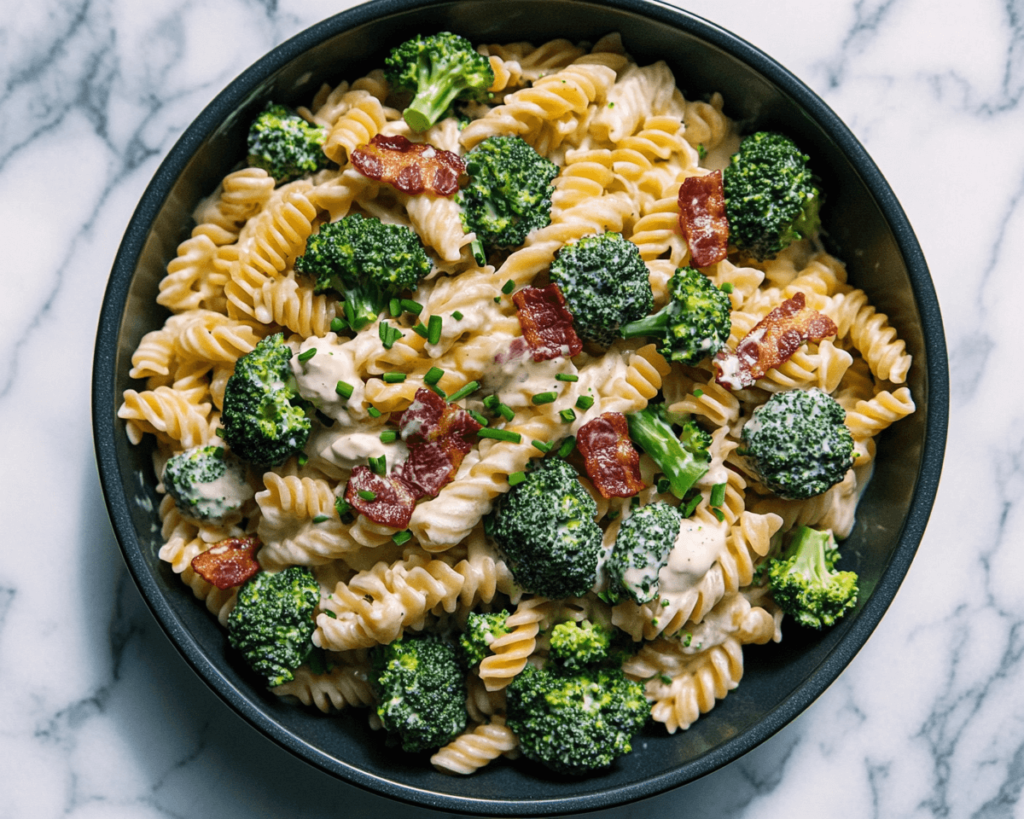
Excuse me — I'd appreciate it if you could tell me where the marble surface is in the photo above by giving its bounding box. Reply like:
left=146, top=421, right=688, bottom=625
left=0, top=0, right=1017, bottom=816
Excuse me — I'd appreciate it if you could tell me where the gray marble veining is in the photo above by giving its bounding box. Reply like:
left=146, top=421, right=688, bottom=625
left=0, top=0, right=1020, bottom=816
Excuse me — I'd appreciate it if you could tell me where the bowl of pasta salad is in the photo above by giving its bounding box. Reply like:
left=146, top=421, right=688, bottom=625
left=93, top=0, right=947, bottom=813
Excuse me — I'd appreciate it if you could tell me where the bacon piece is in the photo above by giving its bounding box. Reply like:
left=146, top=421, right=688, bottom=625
left=345, top=465, right=418, bottom=529
left=678, top=170, right=729, bottom=267
left=576, top=412, right=645, bottom=499
left=714, top=292, right=838, bottom=390
left=395, top=388, right=481, bottom=497
left=190, top=536, right=261, bottom=590
left=512, top=284, right=583, bottom=361
left=351, top=134, right=466, bottom=196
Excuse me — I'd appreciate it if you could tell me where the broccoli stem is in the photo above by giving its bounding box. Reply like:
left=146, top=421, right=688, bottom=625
left=336, top=280, right=385, bottom=331
left=404, top=71, right=465, bottom=132
left=620, top=308, right=670, bottom=340
left=783, top=525, right=831, bottom=584
left=626, top=409, right=709, bottom=500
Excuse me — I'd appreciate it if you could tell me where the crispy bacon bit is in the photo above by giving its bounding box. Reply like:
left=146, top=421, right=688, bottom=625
left=346, top=465, right=418, bottom=529
left=351, top=134, right=466, bottom=196
left=512, top=284, right=583, bottom=361
left=678, top=170, right=729, bottom=267
left=395, top=388, right=481, bottom=497
left=190, top=536, right=261, bottom=590
left=576, top=412, right=645, bottom=499
left=714, top=292, right=838, bottom=390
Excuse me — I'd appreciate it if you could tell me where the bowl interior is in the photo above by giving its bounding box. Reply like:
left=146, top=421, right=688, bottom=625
left=94, top=0, right=947, bottom=814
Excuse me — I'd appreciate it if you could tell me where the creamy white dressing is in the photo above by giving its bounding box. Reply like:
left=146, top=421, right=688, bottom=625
left=480, top=353, right=578, bottom=409
left=306, top=424, right=409, bottom=478
left=658, top=519, right=727, bottom=595
left=291, top=333, right=366, bottom=425
left=163, top=456, right=252, bottom=523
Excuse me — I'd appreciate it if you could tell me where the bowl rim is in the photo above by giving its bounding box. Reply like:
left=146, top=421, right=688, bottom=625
left=92, top=0, right=948, bottom=814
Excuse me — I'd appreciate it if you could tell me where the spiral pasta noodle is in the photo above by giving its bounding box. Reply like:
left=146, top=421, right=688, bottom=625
left=431, top=717, right=519, bottom=774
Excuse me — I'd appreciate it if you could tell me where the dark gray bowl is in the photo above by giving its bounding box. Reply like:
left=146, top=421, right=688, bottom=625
left=92, top=0, right=948, bottom=814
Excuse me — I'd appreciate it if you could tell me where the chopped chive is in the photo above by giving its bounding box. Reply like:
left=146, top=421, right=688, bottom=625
left=531, top=391, right=557, bottom=405
left=312, top=514, right=329, bottom=524
left=657, top=477, right=671, bottom=494
left=482, top=394, right=499, bottom=410
left=379, top=430, right=398, bottom=444
left=368, top=455, right=387, bottom=475
left=334, top=498, right=351, bottom=517
left=297, top=347, right=317, bottom=362
left=493, top=296, right=502, bottom=303
left=393, top=529, right=413, bottom=545
left=424, top=366, right=444, bottom=385
left=693, top=388, right=704, bottom=398
left=683, top=494, right=702, bottom=517
left=478, top=428, right=522, bottom=443
left=343, top=300, right=356, bottom=326
left=555, top=373, right=579, bottom=382
left=323, top=608, right=337, bottom=619
left=452, top=310, right=464, bottom=321
left=470, top=235, right=486, bottom=266
left=367, top=407, right=382, bottom=418
left=497, top=403, right=515, bottom=422
left=710, top=482, right=727, bottom=507
left=508, top=471, right=527, bottom=487
left=501, top=279, right=515, bottom=295
left=557, top=436, right=576, bottom=458
left=559, top=408, right=577, bottom=423
left=336, top=380, right=354, bottom=399
left=468, top=410, right=489, bottom=427
left=215, top=428, right=225, bottom=438
left=330, top=317, right=348, bottom=333
left=297, top=453, right=309, bottom=466
left=411, top=321, right=428, bottom=338
left=532, top=440, right=552, bottom=453
left=711, top=507, right=725, bottom=522
left=382, top=372, right=406, bottom=383
left=606, top=508, right=621, bottom=520
left=660, top=674, right=672, bottom=685
left=389, top=298, right=402, bottom=317
left=427, top=314, right=443, bottom=345
left=400, top=298, right=423, bottom=315
left=575, top=395, right=595, bottom=410
left=720, top=282, right=734, bottom=294
left=428, top=384, right=447, bottom=399
left=358, top=489, right=377, bottom=502
left=448, top=381, right=479, bottom=402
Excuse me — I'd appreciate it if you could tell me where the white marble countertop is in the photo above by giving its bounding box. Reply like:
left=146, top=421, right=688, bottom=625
left=0, top=0, right=1017, bottom=816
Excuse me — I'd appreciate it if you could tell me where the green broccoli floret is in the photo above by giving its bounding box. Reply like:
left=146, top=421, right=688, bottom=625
left=459, top=610, right=511, bottom=668
left=605, top=502, right=683, bottom=605
left=247, top=102, right=330, bottom=184
left=370, top=634, right=468, bottom=753
left=549, top=620, right=613, bottom=671
left=768, top=525, right=859, bottom=629
left=506, top=664, right=648, bottom=774
left=295, top=214, right=431, bottom=330
left=458, top=135, right=559, bottom=252
left=620, top=267, right=732, bottom=365
left=626, top=404, right=711, bottom=502
left=227, top=566, right=319, bottom=686
left=161, top=445, right=252, bottom=523
left=740, top=388, right=854, bottom=500
left=221, top=333, right=311, bottom=467
left=488, top=458, right=602, bottom=598
left=548, top=232, right=654, bottom=346
left=722, top=131, right=822, bottom=260
left=384, top=32, right=494, bottom=133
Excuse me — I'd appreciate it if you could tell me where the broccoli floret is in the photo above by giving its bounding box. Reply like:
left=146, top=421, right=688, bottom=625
left=740, top=388, right=854, bottom=500
left=506, top=664, right=648, bottom=774
left=605, top=502, right=683, bottom=605
left=548, top=232, right=654, bottom=346
left=768, top=525, right=859, bottom=629
left=221, top=333, right=311, bottom=467
left=161, top=445, right=252, bottom=523
left=370, top=634, right=468, bottom=753
left=459, top=610, right=511, bottom=668
left=722, top=131, right=822, bottom=260
left=384, top=32, right=494, bottom=133
left=247, top=102, right=330, bottom=184
left=227, top=566, right=319, bottom=686
left=625, top=404, right=711, bottom=501
left=620, top=267, right=732, bottom=365
left=295, top=214, right=431, bottom=330
left=458, top=136, right=560, bottom=251
left=488, top=458, right=602, bottom=598
left=549, top=621, right=613, bottom=671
